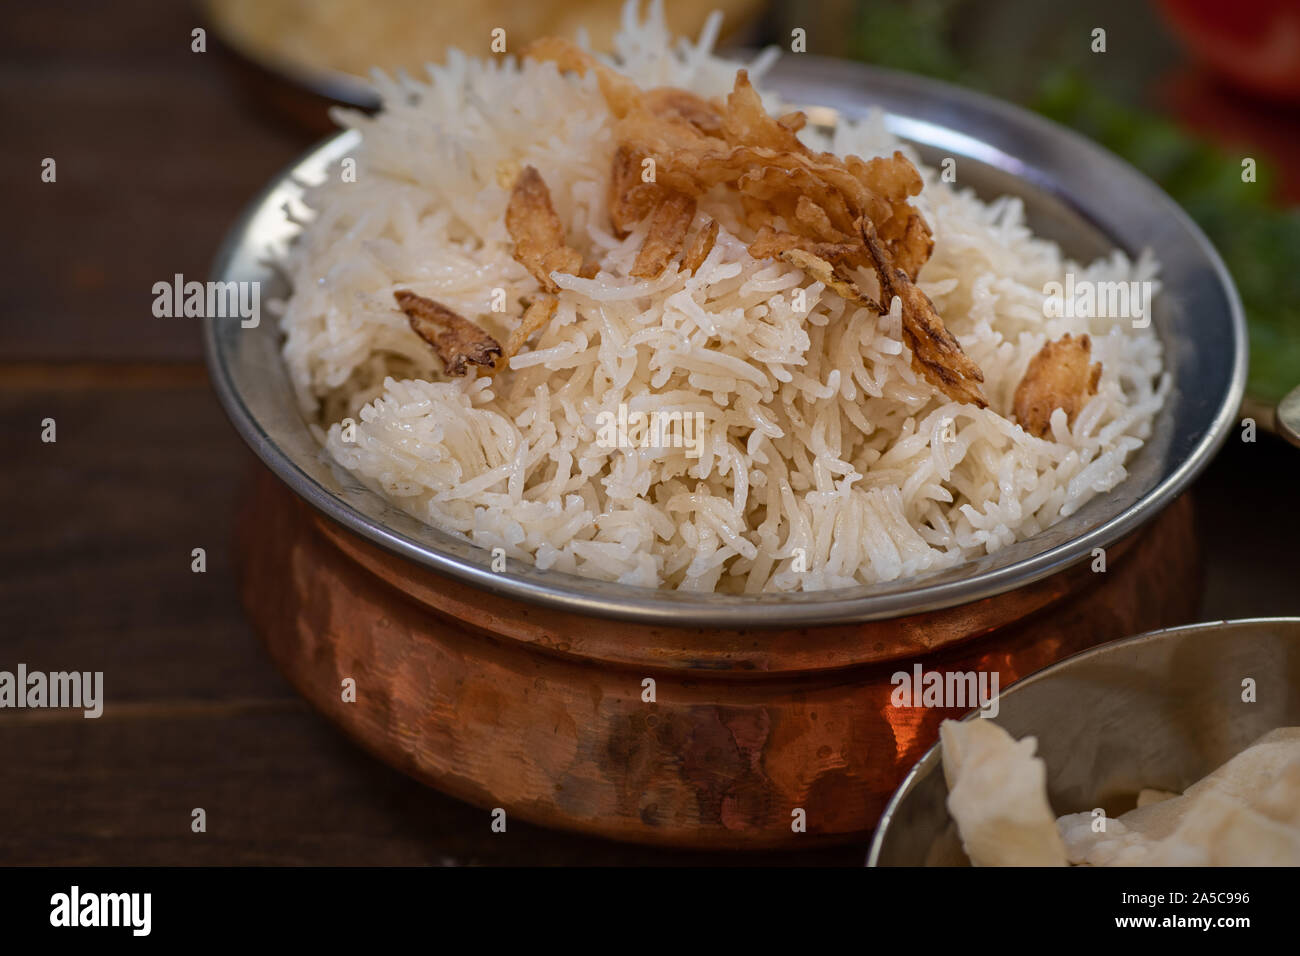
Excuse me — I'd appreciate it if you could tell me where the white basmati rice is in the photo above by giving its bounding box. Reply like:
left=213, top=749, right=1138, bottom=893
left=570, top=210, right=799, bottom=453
left=276, top=0, right=1168, bottom=593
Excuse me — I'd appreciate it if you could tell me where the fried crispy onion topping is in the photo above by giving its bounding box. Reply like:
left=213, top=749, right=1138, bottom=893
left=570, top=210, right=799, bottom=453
left=681, top=217, right=719, bottom=274
left=778, top=248, right=879, bottom=311
left=506, top=165, right=583, bottom=293
left=394, top=289, right=502, bottom=376
left=523, top=39, right=986, bottom=406
left=1013, top=333, right=1102, bottom=437
left=863, top=221, right=987, bottom=408
left=630, top=192, right=697, bottom=278
left=504, top=294, right=559, bottom=358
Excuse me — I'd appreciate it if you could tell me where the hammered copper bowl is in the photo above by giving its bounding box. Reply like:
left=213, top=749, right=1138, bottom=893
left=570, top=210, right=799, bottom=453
left=205, top=56, right=1245, bottom=849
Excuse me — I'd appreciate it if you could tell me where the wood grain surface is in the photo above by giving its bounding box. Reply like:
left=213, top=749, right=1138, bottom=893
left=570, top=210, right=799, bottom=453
left=1, top=0, right=1297, bottom=866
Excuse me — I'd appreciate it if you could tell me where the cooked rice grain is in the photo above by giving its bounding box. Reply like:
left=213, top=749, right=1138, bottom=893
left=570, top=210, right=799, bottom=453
left=277, top=0, right=1168, bottom=593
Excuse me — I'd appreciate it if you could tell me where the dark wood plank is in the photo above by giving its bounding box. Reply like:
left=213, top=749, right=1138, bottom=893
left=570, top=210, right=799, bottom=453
left=0, top=381, right=291, bottom=702
left=0, top=1, right=309, bottom=362
left=0, top=704, right=863, bottom=865
left=0, top=377, right=865, bottom=864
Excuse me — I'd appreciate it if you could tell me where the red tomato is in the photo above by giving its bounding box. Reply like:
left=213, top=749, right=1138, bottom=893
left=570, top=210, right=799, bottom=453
left=1157, top=0, right=1300, bottom=100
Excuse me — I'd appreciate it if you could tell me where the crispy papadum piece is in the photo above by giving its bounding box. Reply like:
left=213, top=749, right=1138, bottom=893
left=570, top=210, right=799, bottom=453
left=394, top=290, right=502, bottom=376
left=504, top=294, right=559, bottom=358
left=631, top=192, right=697, bottom=278
left=1013, top=333, right=1102, bottom=437
left=863, top=221, right=987, bottom=408
left=681, top=217, right=719, bottom=274
left=506, top=165, right=583, bottom=293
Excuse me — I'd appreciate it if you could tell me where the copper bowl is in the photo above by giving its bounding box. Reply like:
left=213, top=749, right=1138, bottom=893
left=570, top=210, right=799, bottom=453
left=240, top=474, right=1200, bottom=848
left=205, top=56, right=1245, bottom=847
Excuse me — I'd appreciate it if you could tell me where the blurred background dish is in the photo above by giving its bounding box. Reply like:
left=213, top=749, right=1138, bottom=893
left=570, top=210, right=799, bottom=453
left=203, top=0, right=765, bottom=116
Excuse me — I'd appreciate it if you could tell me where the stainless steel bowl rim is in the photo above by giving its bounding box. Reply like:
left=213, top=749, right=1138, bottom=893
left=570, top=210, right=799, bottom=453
left=865, top=615, right=1300, bottom=866
left=204, top=55, right=1248, bottom=628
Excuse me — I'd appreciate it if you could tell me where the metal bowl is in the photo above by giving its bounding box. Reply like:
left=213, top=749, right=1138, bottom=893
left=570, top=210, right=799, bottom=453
left=204, top=54, right=1247, bottom=628
left=867, top=617, right=1300, bottom=865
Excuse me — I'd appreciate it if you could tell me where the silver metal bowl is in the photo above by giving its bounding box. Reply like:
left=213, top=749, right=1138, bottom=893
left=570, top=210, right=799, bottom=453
left=867, top=617, right=1300, bottom=866
left=203, top=55, right=1247, bottom=628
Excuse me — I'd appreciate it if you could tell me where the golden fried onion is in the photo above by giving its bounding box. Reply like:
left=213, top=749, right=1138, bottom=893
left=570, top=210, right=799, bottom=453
left=630, top=192, right=697, bottom=278
left=394, top=289, right=502, bottom=377
left=526, top=39, right=985, bottom=407
left=504, top=294, right=559, bottom=358
left=506, top=165, right=583, bottom=293
left=1013, top=333, right=1102, bottom=437
left=681, top=217, right=719, bottom=274
left=863, top=221, right=987, bottom=408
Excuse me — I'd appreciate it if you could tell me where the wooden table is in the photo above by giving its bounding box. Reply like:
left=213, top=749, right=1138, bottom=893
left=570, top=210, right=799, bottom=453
left=2, top=1, right=1297, bottom=867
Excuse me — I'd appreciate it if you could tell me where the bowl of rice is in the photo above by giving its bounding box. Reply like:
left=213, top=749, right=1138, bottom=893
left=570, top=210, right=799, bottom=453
left=205, top=3, right=1245, bottom=846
